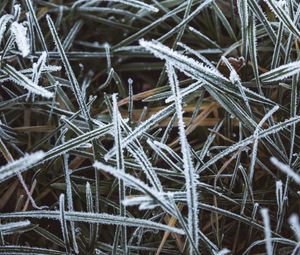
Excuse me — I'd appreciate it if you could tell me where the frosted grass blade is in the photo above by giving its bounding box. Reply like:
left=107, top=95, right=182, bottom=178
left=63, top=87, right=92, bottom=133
left=271, top=157, right=300, bottom=185
left=61, top=134, right=78, bottom=254
left=24, top=0, right=48, bottom=54
left=0, top=210, right=185, bottom=235
left=0, top=14, right=13, bottom=44
left=237, top=0, right=248, bottom=58
left=248, top=14, right=262, bottom=92
left=0, top=151, right=45, bottom=182
left=45, top=124, right=112, bottom=160
left=0, top=246, right=67, bottom=255
left=260, top=208, right=273, bottom=255
left=32, top=51, right=47, bottom=84
left=47, top=15, right=90, bottom=121
left=59, top=194, right=71, bottom=254
left=158, top=0, right=213, bottom=42
left=0, top=221, right=31, bottom=233
left=260, top=61, right=300, bottom=82
left=2, top=64, right=53, bottom=98
left=104, top=104, right=174, bottom=161
left=10, top=22, right=30, bottom=57
left=81, top=0, right=159, bottom=13
left=263, top=0, right=300, bottom=39
left=198, top=115, right=300, bottom=173
left=289, top=214, right=300, bottom=241
left=166, top=62, right=199, bottom=254
left=249, top=105, right=279, bottom=184
left=139, top=39, right=274, bottom=106
left=112, top=94, right=127, bottom=255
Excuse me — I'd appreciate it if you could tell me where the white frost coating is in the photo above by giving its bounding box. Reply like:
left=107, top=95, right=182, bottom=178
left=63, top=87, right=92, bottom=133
left=112, top=93, right=128, bottom=253
left=263, top=0, right=300, bottom=39
left=82, top=0, right=159, bottom=13
left=166, top=62, right=199, bottom=254
left=9, top=65, right=61, bottom=77
left=0, top=220, right=30, bottom=232
left=59, top=194, right=70, bottom=253
left=177, top=42, right=215, bottom=68
left=112, top=94, right=124, bottom=173
left=271, top=157, right=300, bottom=185
left=140, top=39, right=274, bottom=106
left=104, top=43, right=111, bottom=71
left=139, top=39, right=228, bottom=86
left=216, top=248, right=231, bottom=255
left=0, top=14, right=13, bottom=44
left=0, top=151, right=45, bottom=182
left=276, top=180, right=283, bottom=216
left=94, top=161, right=175, bottom=214
left=289, top=214, right=300, bottom=241
left=0, top=210, right=185, bottom=235
left=104, top=104, right=174, bottom=161
left=260, top=208, right=273, bottom=255
left=47, top=15, right=90, bottom=121
left=260, top=61, right=300, bottom=82
left=122, top=196, right=150, bottom=206
left=165, top=81, right=203, bottom=103
left=256, top=105, right=279, bottom=134
left=32, top=52, right=47, bottom=85
left=221, top=56, right=251, bottom=114
left=86, top=182, right=94, bottom=213
left=123, top=196, right=158, bottom=210
left=93, top=161, right=161, bottom=198
left=3, top=64, right=53, bottom=98
left=127, top=143, right=163, bottom=191
left=237, top=0, right=249, bottom=58
left=249, top=105, right=279, bottom=184
left=10, top=22, right=30, bottom=57
left=13, top=4, right=21, bottom=21
left=43, top=65, right=62, bottom=72
left=198, top=115, right=300, bottom=173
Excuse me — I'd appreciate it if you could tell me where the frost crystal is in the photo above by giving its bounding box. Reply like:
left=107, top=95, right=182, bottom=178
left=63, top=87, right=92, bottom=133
left=11, top=22, right=30, bottom=57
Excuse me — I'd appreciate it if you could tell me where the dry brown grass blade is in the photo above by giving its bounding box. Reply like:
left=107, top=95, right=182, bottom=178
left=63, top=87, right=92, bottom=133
left=156, top=203, right=185, bottom=255
left=169, top=102, right=219, bottom=147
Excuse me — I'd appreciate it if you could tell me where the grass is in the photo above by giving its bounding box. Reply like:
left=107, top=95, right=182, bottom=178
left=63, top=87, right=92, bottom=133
left=0, top=0, right=300, bottom=254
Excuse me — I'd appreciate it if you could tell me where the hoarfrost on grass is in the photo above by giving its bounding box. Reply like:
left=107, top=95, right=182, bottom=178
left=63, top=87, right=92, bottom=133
left=10, top=21, right=30, bottom=57
left=0, top=151, right=45, bottom=182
